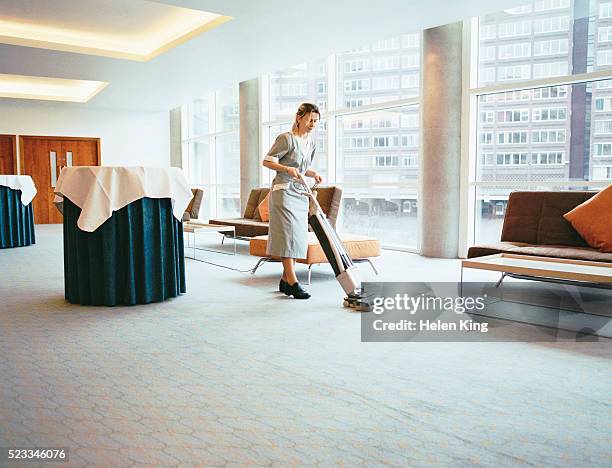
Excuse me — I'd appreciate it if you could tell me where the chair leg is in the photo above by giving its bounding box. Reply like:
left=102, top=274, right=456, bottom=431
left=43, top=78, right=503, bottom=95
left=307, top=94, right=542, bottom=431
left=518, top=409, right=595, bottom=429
left=365, top=259, right=379, bottom=275
left=307, top=264, right=314, bottom=285
left=251, top=257, right=269, bottom=275
left=221, top=235, right=225, bottom=245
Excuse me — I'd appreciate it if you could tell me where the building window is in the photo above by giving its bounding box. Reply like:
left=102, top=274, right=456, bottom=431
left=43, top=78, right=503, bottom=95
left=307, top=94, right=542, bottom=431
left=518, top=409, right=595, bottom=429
left=373, top=56, right=400, bottom=71
left=593, top=120, right=612, bottom=134
left=498, top=65, right=531, bottom=81
left=372, top=76, right=400, bottom=91
left=531, top=152, right=564, bottom=164
left=402, top=54, right=420, bottom=68
left=533, top=61, right=568, bottom=78
left=534, top=16, right=569, bottom=34
left=534, top=0, right=570, bottom=12
left=595, top=97, right=612, bottom=111
left=497, top=109, right=529, bottom=123
left=375, top=155, right=400, bottom=167
left=534, top=38, right=569, bottom=56
left=401, top=34, right=420, bottom=48
left=498, top=43, right=531, bottom=59
left=497, top=131, right=528, bottom=144
left=344, top=59, right=369, bottom=73
left=344, top=136, right=371, bottom=148
left=344, top=79, right=370, bottom=92
left=593, top=165, right=612, bottom=179
left=593, top=143, right=612, bottom=156
left=496, top=153, right=529, bottom=165
left=532, top=107, right=566, bottom=121
left=373, top=37, right=400, bottom=50
left=479, top=132, right=493, bottom=144
left=532, top=129, right=566, bottom=143
left=498, top=21, right=532, bottom=38
left=600, top=3, right=612, bottom=19
left=532, top=86, right=567, bottom=99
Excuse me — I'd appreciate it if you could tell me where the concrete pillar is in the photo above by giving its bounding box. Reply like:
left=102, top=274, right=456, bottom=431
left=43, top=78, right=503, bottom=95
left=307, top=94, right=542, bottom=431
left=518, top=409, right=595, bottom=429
left=169, top=107, right=182, bottom=169
left=420, top=22, right=462, bottom=258
left=239, top=79, right=260, bottom=212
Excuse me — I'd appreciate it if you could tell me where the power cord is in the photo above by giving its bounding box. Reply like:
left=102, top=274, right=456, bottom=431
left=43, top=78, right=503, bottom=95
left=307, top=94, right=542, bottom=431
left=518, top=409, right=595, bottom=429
left=189, top=256, right=259, bottom=273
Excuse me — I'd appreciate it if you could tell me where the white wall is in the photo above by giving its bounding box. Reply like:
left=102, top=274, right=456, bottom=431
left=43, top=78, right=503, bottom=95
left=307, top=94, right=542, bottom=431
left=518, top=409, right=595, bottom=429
left=0, top=102, right=170, bottom=169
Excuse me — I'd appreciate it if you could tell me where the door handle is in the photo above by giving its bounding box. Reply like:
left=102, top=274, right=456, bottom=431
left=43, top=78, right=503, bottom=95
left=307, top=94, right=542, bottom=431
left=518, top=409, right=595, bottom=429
left=50, top=151, right=57, bottom=187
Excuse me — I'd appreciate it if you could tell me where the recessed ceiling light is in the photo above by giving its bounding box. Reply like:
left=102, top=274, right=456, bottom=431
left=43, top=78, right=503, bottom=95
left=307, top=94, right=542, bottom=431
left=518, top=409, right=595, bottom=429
left=0, top=0, right=232, bottom=61
left=0, top=74, right=108, bottom=102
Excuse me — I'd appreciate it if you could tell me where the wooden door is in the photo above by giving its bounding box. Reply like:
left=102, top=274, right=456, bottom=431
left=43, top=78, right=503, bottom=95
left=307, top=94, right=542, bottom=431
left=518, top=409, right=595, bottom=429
left=20, top=136, right=100, bottom=224
left=0, top=135, right=17, bottom=174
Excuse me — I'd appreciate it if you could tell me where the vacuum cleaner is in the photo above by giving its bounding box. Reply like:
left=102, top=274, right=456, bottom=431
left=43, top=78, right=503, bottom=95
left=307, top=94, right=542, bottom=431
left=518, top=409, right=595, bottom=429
left=296, top=173, right=369, bottom=311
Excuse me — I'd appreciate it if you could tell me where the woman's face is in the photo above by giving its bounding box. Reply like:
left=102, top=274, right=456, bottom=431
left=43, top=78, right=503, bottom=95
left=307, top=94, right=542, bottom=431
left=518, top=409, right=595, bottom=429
left=297, top=111, right=320, bottom=133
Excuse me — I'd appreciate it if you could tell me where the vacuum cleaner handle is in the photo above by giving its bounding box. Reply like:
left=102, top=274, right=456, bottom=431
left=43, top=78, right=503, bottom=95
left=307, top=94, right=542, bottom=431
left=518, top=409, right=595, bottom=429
left=295, top=172, right=312, bottom=194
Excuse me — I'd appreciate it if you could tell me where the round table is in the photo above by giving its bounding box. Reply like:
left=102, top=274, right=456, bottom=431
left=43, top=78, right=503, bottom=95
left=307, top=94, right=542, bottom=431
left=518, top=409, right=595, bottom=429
left=55, top=166, right=192, bottom=306
left=0, top=175, right=36, bottom=248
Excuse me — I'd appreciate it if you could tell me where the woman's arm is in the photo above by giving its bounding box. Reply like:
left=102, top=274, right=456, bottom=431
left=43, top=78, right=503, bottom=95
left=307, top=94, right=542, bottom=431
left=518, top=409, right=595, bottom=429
left=263, top=160, right=300, bottom=178
left=304, top=169, right=323, bottom=183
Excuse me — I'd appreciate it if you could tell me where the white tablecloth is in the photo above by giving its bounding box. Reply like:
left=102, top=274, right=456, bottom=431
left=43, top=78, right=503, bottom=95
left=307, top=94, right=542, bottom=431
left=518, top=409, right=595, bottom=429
left=0, top=175, right=37, bottom=205
left=54, top=166, right=193, bottom=232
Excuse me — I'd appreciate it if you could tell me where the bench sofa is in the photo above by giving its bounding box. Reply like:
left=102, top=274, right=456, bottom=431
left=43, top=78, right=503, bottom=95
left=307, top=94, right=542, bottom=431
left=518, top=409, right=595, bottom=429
left=468, top=191, right=612, bottom=263
left=210, top=186, right=342, bottom=238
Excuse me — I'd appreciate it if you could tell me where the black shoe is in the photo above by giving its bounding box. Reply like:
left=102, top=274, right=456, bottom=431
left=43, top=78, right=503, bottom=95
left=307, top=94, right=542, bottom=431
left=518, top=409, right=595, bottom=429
left=279, top=279, right=288, bottom=294
left=286, top=282, right=311, bottom=299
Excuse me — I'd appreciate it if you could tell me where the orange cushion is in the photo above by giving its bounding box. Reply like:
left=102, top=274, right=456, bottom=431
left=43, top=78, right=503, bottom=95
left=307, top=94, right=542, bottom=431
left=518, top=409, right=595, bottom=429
left=563, top=185, right=612, bottom=252
left=249, top=233, right=380, bottom=263
left=257, top=193, right=270, bottom=222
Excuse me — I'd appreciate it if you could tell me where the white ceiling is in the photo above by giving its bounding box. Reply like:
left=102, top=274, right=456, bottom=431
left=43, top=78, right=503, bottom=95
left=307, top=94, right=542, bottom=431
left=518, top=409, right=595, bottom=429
left=0, top=0, right=530, bottom=112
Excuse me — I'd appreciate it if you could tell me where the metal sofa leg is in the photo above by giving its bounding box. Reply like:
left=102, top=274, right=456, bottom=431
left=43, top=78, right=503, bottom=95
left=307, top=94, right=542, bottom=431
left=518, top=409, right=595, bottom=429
left=251, top=257, right=269, bottom=275
left=495, top=272, right=506, bottom=288
left=365, top=259, right=379, bottom=275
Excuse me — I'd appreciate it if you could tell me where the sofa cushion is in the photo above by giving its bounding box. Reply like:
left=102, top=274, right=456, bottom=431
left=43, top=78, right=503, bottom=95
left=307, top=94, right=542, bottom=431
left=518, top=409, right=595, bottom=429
left=467, top=241, right=612, bottom=263
left=243, top=189, right=268, bottom=220
left=249, top=232, right=381, bottom=264
left=563, top=185, right=612, bottom=253
left=257, top=193, right=270, bottom=222
left=501, top=191, right=597, bottom=246
left=252, top=189, right=270, bottom=221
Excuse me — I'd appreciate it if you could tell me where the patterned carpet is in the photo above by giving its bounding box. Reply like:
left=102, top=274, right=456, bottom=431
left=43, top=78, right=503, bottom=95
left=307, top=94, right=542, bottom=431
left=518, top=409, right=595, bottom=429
left=0, top=225, right=610, bottom=467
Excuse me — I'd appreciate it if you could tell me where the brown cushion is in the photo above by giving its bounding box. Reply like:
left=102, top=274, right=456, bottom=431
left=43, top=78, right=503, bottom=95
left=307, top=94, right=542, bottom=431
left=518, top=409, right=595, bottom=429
left=501, top=191, right=597, bottom=246
left=314, top=186, right=342, bottom=227
left=243, top=189, right=268, bottom=219
left=249, top=232, right=380, bottom=264
left=252, top=189, right=270, bottom=221
left=467, top=241, right=612, bottom=263
left=564, top=185, right=612, bottom=252
left=257, top=193, right=270, bottom=222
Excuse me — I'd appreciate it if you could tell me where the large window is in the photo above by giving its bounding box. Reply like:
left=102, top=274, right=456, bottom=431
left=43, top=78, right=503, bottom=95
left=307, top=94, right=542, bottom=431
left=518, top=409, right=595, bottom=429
left=262, top=33, right=422, bottom=249
left=473, top=1, right=612, bottom=245
left=269, top=60, right=328, bottom=121
left=336, top=107, right=419, bottom=247
left=183, top=86, right=240, bottom=219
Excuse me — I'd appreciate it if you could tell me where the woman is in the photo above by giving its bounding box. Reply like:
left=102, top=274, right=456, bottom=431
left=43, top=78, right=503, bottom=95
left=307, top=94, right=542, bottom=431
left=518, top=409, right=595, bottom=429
left=262, top=103, right=323, bottom=299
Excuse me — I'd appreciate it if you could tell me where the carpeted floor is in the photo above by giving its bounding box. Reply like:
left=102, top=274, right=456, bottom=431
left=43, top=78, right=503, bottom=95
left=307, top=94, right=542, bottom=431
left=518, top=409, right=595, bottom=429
left=0, top=225, right=610, bottom=467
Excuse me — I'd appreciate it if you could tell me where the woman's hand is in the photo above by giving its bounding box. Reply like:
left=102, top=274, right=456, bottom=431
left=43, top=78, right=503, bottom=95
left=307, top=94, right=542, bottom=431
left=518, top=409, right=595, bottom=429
left=286, top=167, right=300, bottom=179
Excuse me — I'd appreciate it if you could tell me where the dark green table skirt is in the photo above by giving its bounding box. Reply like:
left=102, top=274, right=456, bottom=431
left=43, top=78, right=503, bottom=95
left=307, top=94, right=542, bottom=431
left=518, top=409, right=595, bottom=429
left=0, top=186, right=36, bottom=248
left=63, top=197, right=186, bottom=306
